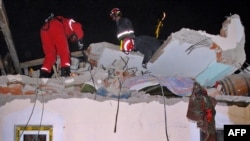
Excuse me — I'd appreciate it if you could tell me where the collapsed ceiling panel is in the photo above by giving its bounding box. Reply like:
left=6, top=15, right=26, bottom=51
left=87, top=14, right=245, bottom=87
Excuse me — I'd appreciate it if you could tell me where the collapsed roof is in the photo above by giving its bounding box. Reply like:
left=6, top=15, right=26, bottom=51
left=86, top=14, right=245, bottom=87
left=0, top=14, right=249, bottom=106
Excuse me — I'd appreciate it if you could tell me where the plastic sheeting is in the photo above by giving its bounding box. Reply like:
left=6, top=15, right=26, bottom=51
left=122, top=75, right=194, bottom=96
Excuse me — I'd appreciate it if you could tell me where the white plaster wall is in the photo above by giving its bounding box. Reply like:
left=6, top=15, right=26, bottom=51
left=0, top=98, right=250, bottom=141
left=1, top=100, right=64, bottom=141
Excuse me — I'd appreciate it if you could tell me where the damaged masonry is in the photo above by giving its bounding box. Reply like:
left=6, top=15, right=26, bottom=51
left=1, top=14, right=250, bottom=141
left=0, top=14, right=249, bottom=100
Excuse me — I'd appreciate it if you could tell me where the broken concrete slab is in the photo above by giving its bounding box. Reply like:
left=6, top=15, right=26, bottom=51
left=86, top=14, right=245, bottom=87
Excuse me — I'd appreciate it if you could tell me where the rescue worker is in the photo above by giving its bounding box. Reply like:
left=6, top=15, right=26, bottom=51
left=110, top=8, right=135, bottom=54
left=110, top=8, right=162, bottom=69
left=134, top=35, right=162, bottom=69
left=40, top=14, right=84, bottom=78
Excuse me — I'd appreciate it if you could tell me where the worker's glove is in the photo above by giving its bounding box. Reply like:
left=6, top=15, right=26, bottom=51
left=78, top=39, right=84, bottom=50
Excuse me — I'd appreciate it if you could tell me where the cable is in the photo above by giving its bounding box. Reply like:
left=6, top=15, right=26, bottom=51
left=112, top=58, right=129, bottom=133
left=18, top=79, right=45, bottom=141
left=113, top=78, right=122, bottom=133
left=89, top=70, right=97, bottom=100
left=159, top=81, right=170, bottom=141
left=151, top=75, right=170, bottom=141
left=36, top=87, right=45, bottom=141
left=18, top=83, right=39, bottom=139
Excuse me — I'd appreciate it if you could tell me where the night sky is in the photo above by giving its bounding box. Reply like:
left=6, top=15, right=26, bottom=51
left=2, top=0, right=250, bottom=65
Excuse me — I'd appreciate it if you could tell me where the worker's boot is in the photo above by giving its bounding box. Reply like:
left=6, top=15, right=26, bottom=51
left=61, top=67, right=71, bottom=77
left=39, top=70, right=51, bottom=78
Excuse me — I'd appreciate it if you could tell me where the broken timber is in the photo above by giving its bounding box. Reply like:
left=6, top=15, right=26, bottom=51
left=19, top=51, right=83, bottom=75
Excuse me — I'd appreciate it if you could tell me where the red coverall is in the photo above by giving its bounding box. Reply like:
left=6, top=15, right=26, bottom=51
left=40, top=16, right=84, bottom=73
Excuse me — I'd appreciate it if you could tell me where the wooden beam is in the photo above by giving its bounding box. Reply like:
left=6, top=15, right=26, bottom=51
left=19, top=51, right=83, bottom=69
left=20, top=58, right=44, bottom=69
left=0, top=56, right=6, bottom=75
left=0, top=1, right=22, bottom=73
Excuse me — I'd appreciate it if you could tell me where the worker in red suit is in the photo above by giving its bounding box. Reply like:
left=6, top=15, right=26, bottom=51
left=40, top=14, right=84, bottom=78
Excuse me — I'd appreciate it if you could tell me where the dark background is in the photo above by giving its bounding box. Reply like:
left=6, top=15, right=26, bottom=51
left=1, top=0, right=250, bottom=65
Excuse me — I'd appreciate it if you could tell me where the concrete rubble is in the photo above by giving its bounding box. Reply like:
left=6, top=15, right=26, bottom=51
left=0, top=14, right=250, bottom=106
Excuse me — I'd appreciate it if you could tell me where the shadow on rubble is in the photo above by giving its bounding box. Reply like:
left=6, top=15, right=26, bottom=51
left=218, top=100, right=250, bottom=108
left=139, top=84, right=181, bottom=98
left=140, top=83, right=250, bottom=108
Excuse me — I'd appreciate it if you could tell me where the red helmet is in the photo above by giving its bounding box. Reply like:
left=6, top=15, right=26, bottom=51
left=121, top=38, right=135, bottom=54
left=110, top=8, right=122, bottom=18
